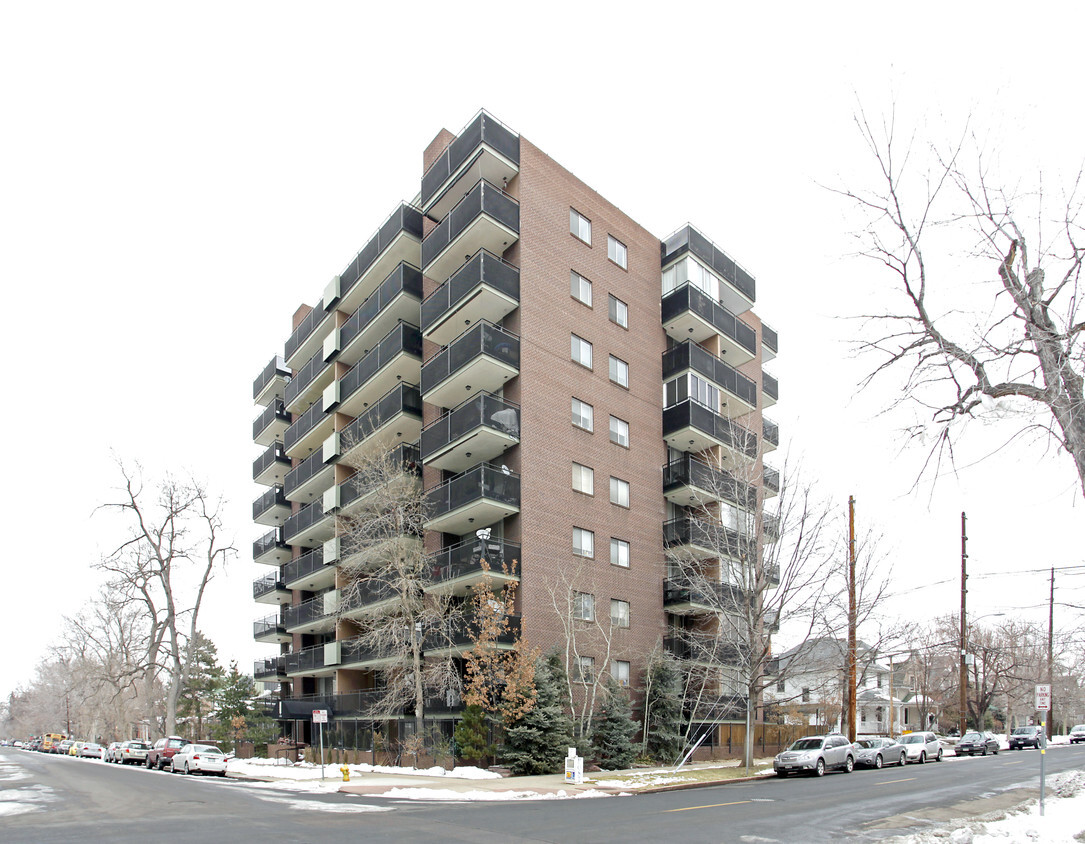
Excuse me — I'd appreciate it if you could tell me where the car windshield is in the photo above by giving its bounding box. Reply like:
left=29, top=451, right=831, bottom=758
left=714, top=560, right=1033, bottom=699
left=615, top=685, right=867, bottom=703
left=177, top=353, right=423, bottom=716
left=962, top=733, right=981, bottom=741
left=1074, top=726, right=1085, bottom=731
left=1012, top=728, right=1034, bottom=735
left=192, top=745, right=222, bottom=754
left=167, top=739, right=187, bottom=748
left=901, top=735, right=923, bottom=744
left=789, top=738, right=824, bottom=751
left=128, top=742, right=150, bottom=749
left=855, top=740, right=879, bottom=749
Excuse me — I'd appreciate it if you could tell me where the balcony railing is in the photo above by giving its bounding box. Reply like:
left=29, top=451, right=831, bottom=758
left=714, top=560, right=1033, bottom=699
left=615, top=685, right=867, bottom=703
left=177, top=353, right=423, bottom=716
left=664, top=516, right=744, bottom=559
left=339, top=383, right=424, bottom=454
left=283, top=397, right=326, bottom=454
left=763, top=371, right=779, bottom=402
left=282, top=548, right=325, bottom=586
left=424, top=614, right=521, bottom=651
left=284, top=449, right=333, bottom=501
left=253, top=656, right=286, bottom=681
left=663, top=577, right=744, bottom=611
left=686, top=695, right=748, bottom=721
left=663, top=455, right=756, bottom=509
left=284, top=348, right=332, bottom=410
left=284, top=595, right=334, bottom=631
left=271, top=690, right=396, bottom=719
left=662, top=341, right=757, bottom=410
left=253, top=527, right=288, bottom=562
left=664, top=635, right=746, bottom=665
left=764, top=465, right=781, bottom=495
left=421, top=111, right=520, bottom=210
left=284, top=643, right=329, bottom=675
left=335, top=322, right=423, bottom=411
left=763, top=418, right=779, bottom=449
left=253, top=400, right=291, bottom=444
left=337, top=443, right=421, bottom=512
left=425, top=463, right=521, bottom=529
left=334, top=204, right=424, bottom=311
left=339, top=578, right=399, bottom=616
left=425, top=537, right=522, bottom=593
left=253, top=571, right=286, bottom=600
left=285, top=299, right=331, bottom=364
left=340, top=637, right=402, bottom=669
left=661, top=282, right=757, bottom=358
left=420, top=320, right=520, bottom=405
left=762, top=324, right=779, bottom=356
left=253, top=355, right=290, bottom=403
left=662, top=225, right=756, bottom=303
left=420, top=250, right=520, bottom=343
left=421, top=180, right=520, bottom=277
left=253, top=441, right=290, bottom=483
left=253, top=614, right=286, bottom=640
left=252, top=486, right=288, bottom=521
left=420, top=391, right=520, bottom=471
left=662, top=399, right=757, bottom=460
left=283, top=499, right=330, bottom=546
left=339, top=263, right=424, bottom=359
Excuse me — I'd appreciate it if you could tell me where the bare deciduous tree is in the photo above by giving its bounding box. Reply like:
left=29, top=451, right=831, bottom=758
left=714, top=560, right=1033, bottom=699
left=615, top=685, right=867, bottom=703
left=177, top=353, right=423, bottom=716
left=840, top=107, right=1085, bottom=495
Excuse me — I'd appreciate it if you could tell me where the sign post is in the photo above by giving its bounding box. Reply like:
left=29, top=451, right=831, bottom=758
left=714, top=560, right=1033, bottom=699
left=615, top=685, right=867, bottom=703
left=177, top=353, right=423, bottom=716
left=1036, top=684, right=1051, bottom=816
left=312, top=709, right=328, bottom=780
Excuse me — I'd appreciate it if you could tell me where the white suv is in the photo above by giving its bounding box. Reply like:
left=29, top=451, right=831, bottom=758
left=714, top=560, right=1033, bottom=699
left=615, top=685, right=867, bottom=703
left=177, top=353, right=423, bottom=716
left=773, top=734, right=856, bottom=777
left=900, top=731, right=942, bottom=763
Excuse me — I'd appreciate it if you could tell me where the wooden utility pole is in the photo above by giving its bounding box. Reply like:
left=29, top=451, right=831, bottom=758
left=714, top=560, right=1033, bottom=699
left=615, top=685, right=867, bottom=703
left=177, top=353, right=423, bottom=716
left=847, top=496, right=857, bottom=742
left=959, top=512, right=968, bottom=737
left=1048, top=567, right=1055, bottom=739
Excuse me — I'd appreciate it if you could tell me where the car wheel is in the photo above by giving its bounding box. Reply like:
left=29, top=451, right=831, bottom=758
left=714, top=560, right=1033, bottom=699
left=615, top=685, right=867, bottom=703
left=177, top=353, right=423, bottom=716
left=844, top=756, right=854, bottom=773
left=157, top=757, right=167, bottom=771
left=776, top=770, right=788, bottom=778
left=184, top=762, right=190, bottom=775
left=936, top=748, right=943, bottom=761
left=146, top=757, right=154, bottom=769
left=918, top=752, right=926, bottom=764
left=899, top=752, right=907, bottom=766
left=874, top=754, right=883, bottom=769
left=217, top=771, right=226, bottom=778
left=814, top=758, right=826, bottom=777
left=981, top=746, right=987, bottom=756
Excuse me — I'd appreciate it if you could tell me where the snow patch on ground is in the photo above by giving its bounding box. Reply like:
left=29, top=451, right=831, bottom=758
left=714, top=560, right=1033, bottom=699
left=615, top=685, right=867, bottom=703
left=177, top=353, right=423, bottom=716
left=229, top=757, right=499, bottom=780
left=377, top=786, right=614, bottom=801
left=0, top=783, right=59, bottom=817
left=241, top=791, right=392, bottom=813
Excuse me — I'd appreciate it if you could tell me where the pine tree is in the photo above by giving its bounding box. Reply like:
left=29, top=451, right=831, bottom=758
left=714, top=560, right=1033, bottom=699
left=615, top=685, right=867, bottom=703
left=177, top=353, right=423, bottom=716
left=644, top=649, right=684, bottom=764
left=453, top=704, right=492, bottom=766
left=591, top=676, right=637, bottom=770
left=176, top=632, right=223, bottom=740
left=502, top=654, right=574, bottom=775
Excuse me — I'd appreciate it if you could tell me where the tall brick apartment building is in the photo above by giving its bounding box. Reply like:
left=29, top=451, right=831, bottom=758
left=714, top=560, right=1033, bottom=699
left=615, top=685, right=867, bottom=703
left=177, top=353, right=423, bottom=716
left=250, top=111, right=780, bottom=751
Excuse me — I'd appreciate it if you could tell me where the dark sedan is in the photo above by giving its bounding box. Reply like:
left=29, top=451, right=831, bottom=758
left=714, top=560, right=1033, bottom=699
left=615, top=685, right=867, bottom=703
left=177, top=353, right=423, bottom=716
left=957, top=731, right=1000, bottom=756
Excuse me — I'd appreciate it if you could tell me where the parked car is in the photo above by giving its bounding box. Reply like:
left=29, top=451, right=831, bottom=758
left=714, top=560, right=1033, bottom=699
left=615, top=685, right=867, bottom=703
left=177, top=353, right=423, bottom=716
left=900, top=731, right=943, bottom=763
left=1070, top=725, right=1085, bottom=744
left=957, top=731, right=1000, bottom=756
left=57, top=739, right=75, bottom=756
left=853, top=737, right=907, bottom=768
left=170, top=744, right=228, bottom=777
left=117, top=740, right=151, bottom=765
left=1009, top=726, right=1045, bottom=750
left=104, top=742, right=123, bottom=763
left=79, top=742, right=105, bottom=759
left=773, top=734, right=856, bottom=777
left=146, top=736, right=189, bottom=771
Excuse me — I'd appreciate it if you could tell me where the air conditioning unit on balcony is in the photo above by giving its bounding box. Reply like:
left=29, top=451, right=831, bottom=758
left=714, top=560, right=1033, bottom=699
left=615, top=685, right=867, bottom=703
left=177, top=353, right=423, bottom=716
left=323, top=380, right=340, bottom=411
left=324, top=274, right=341, bottom=307
left=324, top=536, right=340, bottom=564
left=322, top=431, right=341, bottom=464
left=323, top=328, right=341, bottom=363
left=323, top=485, right=340, bottom=513
left=324, top=640, right=341, bottom=666
left=323, top=589, right=340, bottom=616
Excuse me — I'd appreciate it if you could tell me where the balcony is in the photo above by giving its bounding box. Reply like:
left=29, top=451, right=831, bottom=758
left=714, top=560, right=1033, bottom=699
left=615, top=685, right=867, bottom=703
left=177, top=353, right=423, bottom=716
left=284, top=593, right=337, bottom=635
left=285, top=642, right=337, bottom=678
left=420, top=321, right=519, bottom=409
left=763, top=371, right=779, bottom=408
left=285, top=298, right=336, bottom=371
left=762, top=513, right=781, bottom=542
left=270, top=690, right=397, bottom=720
left=424, top=463, right=520, bottom=535
left=253, top=401, right=291, bottom=447
left=762, top=323, right=778, bottom=363
left=663, top=578, right=744, bottom=615
left=662, top=341, right=757, bottom=417
left=284, top=348, right=334, bottom=415
left=763, top=418, right=779, bottom=452
left=420, top=392, right=519, bottom=473
left=283, top=396, right=334, bottom=459
left=253, top=571, right=290, bottom=605
left=339, top=637, right=402, bottom=671
left=664, top=515, right=744, bottom=561
left=283, top=499, right=334, bottom=549
left=332, top=204, right=424, bottom=320
left=283, top=548, right=334, bottom=592
left=662, top=399, right=757, bottom=467
left=253, top=614, right=289, bottom=644
left=763, top=465, right=780, bottom=498
left=253, top=441, right=291, bottom=487
left=332, top=443, right=421, bottom=518
left=664, top=635, right=746, bottom=666
left=338, top=263, right=424, bottom=368
left=253, top=527, right=290, bottom=566
left=421, top=111, right=520, bottom=218
left=253, top=486, right=290, bottom=526
left=338, top=578, right=401, bottom=620
left=422, top=180, right=519, bottom=284
left=329, top=323, right=423, bottom=421
left=661, top=283, right=757, bottom=364
left=424, top=537, right=522, bottom=597
left=253, top=656, right=287, bottom=682
left=663, top=455, right=756, bottom=509
left=423, top=614, right=521, bottom=658
left=337, top=384, right=424, bottom=464
left=662, top=225, right=756, bottom=314
left=253, top=355, right=290, bottom=406
left=284, top=448, right=335, bottom=504
left=421, top=250, right=520, bottom=345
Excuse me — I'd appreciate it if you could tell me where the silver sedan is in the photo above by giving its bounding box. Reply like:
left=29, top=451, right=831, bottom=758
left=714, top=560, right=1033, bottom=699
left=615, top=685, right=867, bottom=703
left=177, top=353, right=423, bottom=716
left=853, top=737, right=907, bottom=769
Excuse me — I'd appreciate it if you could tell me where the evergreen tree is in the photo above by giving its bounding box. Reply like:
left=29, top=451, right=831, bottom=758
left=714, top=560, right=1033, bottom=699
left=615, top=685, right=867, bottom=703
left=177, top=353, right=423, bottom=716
left=644, top=649, right=684, bottom=764
left=211, top=661, right=276, bottom=752
left=591, top=676, right=637, bottom=770
left=453, top=704, right=493, bottom=766
left=176, top=632, right=223, bottom=740
left=503, top=654, right=574, bottom=775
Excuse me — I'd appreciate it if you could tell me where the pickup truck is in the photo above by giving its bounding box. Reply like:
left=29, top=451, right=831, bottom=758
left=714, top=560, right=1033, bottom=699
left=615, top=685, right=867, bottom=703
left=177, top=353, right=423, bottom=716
left=146, top=736, right=189, bottom=770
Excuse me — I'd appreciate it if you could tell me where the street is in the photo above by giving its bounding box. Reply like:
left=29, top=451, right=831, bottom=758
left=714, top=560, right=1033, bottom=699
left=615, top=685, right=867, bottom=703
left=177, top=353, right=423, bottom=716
left=3, top=746, right=1084, bottom=843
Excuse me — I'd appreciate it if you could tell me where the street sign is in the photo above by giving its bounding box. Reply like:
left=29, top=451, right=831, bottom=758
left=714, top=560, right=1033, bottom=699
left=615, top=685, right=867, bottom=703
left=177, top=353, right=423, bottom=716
left=312, top=709, right=328, bottom=723
left=1035, top=684, right=1051, bottom=712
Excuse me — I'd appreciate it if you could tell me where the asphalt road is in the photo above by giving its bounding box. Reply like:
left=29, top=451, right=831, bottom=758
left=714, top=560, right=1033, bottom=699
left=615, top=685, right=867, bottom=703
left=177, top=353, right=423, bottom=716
left=3, top=745, right=1083, bottom=843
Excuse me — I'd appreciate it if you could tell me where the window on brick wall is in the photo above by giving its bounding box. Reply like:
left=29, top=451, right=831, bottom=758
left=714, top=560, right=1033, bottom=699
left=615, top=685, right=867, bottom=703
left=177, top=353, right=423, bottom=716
left=609, top=415, right=629, bottom=447
left=610, top=538, right=630, bottom=568
left=608, top=294, right=628, bottom=328
left=612, top=659, right=630, bottom=687
left=610, top=599, right=630, bottom=628
left=573, top=527, right=594, bottom=558
left=575, top=655, right=595, bottom=683
left=571, top=397, right=594, bottom=431
left=570, top=271, right=592, bottom=307
left=570, top=209, right=592, bottom=244
left=571, top=334, right=592, bottom=369
left=571, top=462, right=594, bottom=495
left=573, top=592, right=595, bottom=622
left=607, top=235, right=627, bottom=268
left=610, top=476, right=630, bottom=507
left=609, top=355, right=629, bottom=387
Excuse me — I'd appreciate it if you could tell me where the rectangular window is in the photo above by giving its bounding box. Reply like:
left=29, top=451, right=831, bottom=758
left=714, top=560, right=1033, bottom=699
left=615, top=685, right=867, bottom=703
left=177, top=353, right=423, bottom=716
left=573, top=527, right=594, bottom=558
left=802, top=687, right=811, bottom=703
left=570, top=271, right=592, bottom=307
left=575, top=655, right=595, bottom=683
left=609, top=416, right=629, bottom=447
left=609, top=355, right=629, bottom=387
left=571, top=334, right=592, bottom=369
left=571, top=397, right=594, bottom=431
left=607, top=235, right=627, bottom=269
left=570, top=209, right=592, bottom=244
left=610, top=538, right=630, bottom=568
left=571, top=462, right=594, bottom=495
left=608, top=294, right=628, bottom=328
left=776, top=678, right=785, bottom=693
left=610, top=599, right=630, bottom=629
left=612, top=659, right=630, bottom=687
left=573, top=592, right=595, bottom=622
left=610, top=477, right=630, bottom=507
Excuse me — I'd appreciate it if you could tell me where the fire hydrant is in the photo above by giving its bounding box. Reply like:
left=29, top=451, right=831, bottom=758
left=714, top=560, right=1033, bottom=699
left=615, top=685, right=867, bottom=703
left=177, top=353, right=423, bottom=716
left=340, top=765, right=350, bottom=782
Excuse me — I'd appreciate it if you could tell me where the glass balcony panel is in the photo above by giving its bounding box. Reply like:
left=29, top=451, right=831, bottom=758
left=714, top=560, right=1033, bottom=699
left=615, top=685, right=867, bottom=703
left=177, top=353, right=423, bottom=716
left=662, top=224, right=755, bottom=313
left=763, top=465, right=780, bottom=497
left=420, top=250, right=520, bottom=345
left=662, top=455, right=756, bottom=509
left=285, top=298, right=335, bottom=370
left=663, top=515, right=744, bottom=561
left=284, top=449, right=335, bottom=504
left=253, top=401, right=291, bottom=447
left=284, top=348, right=334, bottom=414
left=283, top=595, right=336, bottom=634
left=422, top=180, right=520, bottom=283
left=763, top=371, right=779, bottom=407
left=424, top=537, right=522, bottom=596
left=661, top=283, right=757, bottom=363
left=338, top=263, right=424, bottom=367
left=253, top=614, right=289, bottom=643
left=282, top=548, right=332, bottom=592
left=420, top=392, right=520, bottom=473
left=253, top=355, right=290, bottom=406
left=662, top=399, right=757, bottom=466
left=421, top=111, right=520, bottom=217
left=334, top=204, right=424, bottom=318
left=662, top=341, right=757, bottom=415
left=283, top=396, right=333, bottom=459
left=424, top=463, right=520, bottom=534
left=339, top=383, right=424, bottom=458
left=253, top=571, right=289, bottom=604
left=283, top=499, right=333, bottom=548
left=420, top=321, right=520, bottom=409
left=253, top=527, right=290, bottom=566
left=334, top=323, right=423, bottom=421
left=763, top=417, right=779, bottom=452
left=253, top=486, right=290, bottom=526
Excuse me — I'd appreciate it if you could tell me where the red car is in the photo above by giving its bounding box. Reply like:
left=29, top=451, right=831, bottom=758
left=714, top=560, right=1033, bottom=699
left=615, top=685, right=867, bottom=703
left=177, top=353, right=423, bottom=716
left=146, top=736, right=189, bottom=771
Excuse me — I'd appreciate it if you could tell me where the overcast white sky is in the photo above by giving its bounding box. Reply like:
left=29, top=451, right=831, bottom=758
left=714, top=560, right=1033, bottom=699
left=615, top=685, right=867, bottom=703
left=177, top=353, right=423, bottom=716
left=2, top=2, right=1081, bottom=702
